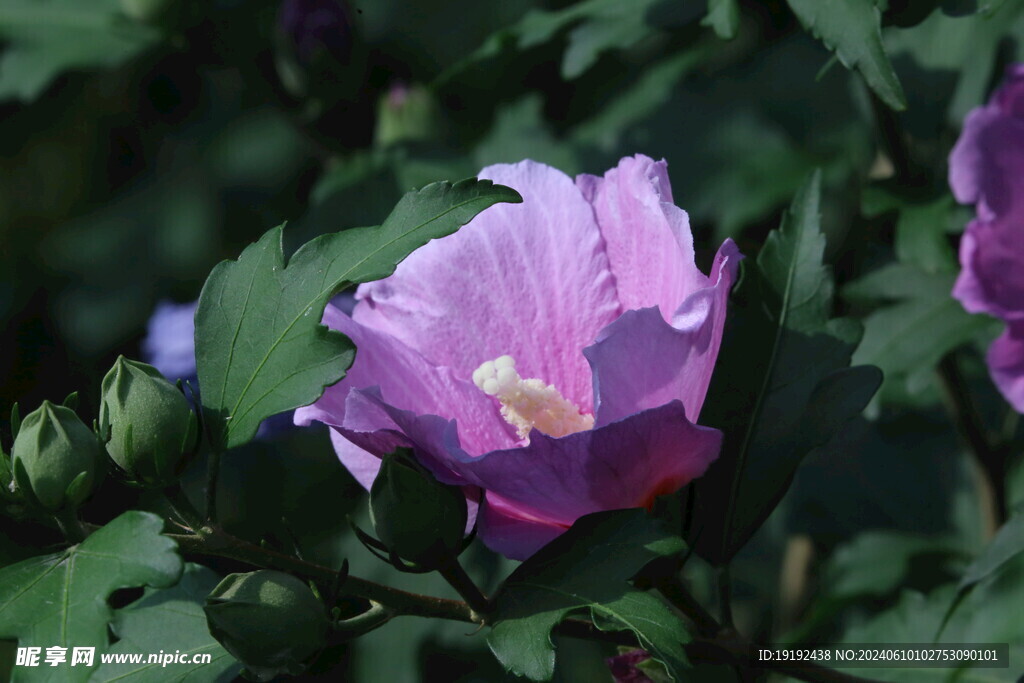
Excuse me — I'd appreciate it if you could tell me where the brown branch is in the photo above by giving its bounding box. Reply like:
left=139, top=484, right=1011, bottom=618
left=168, top=529, right=476, bottom=623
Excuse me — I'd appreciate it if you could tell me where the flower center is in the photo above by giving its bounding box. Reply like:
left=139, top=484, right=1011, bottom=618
left=472, top=355, right=594, bottom=440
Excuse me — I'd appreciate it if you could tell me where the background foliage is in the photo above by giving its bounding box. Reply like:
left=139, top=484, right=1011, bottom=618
left=2, top=0, right=1024, bottom=681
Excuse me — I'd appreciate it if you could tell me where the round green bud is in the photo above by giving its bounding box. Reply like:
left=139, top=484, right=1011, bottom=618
left=204, top=570, right=329, bottom=681
left=375, top=83, right=441, bottom=147
left=99, top=356, right=198, bottom=487
left=11, top=401, right=104, bottom=512
left=370, top=448, right=467, bottom=567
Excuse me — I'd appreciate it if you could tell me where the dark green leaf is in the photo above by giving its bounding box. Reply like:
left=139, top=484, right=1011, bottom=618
left=786, top=0, right=907, bottom=110
left=702, top=0, right=740, bottom=39
left=571, top=46, right=713, bottom=152
left=846, top=263, right=996, bottom=407
left=940, top=509, right=1024, bottom=634
left=861, top=186, right=957, bottom=273
left=690, top=173, right=882, bottom=564
left=488, top=510, right=688, bottom=682
left=91, top=564, right=241, bottom=682
left=0, top=0, right=160, bottom=102
left=0, top=511, right=182, bottom=682
left=825, top=531, right=968, bottom=601
left=443, top=0, right=669, bottom=82
left=195, top=178, right=521, bottom=449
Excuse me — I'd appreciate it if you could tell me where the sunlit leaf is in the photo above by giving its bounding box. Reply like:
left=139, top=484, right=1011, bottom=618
left=488, top=510, right=688, bottom=682
left=195, top=178, right=521, bottom=449
left=0, top=512, right=182, bottom=682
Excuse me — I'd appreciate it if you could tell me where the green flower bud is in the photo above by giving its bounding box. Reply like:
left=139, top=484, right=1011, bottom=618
left=370, top=448, right=467, bottom=566
left=99, top=356, right=198, bottom=487
left=204, top=570, right=329, bottom=681
left=11, top=401, right=104, bottom=512
left=375, top=83, right=441, bottom=147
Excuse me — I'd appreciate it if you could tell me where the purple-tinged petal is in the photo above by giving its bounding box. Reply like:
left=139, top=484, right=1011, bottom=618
left=576, top=154, right=708, bottom=319
left=294, top=304, right=517, bottom=456
left=142, top=300, right=198, bottom=382
left=993, top=64, right=1024, bottom=118
left=477, top=495, right=566, bottom=561
left=988, top=324, right=1024, bottom=413
left=278, top=0, right=353, bottom=65
left=338, top=394, right=721, bottom=528
left=950, top=107, right=1002, bottom=210
left=328, top=427, right=382, bottom=489
left=952, top=218, right=1024, bottom=324
left=353, top=160, right=620, bottom=411
left=326, top=396, right=483, bottom=530
left=585, top=240, right=741, bottom=426
left=606, top=649, right=656, bottom=683
left=951, top=65, right=1024, bottom=220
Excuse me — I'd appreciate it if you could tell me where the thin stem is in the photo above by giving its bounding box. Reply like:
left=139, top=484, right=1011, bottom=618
left=936, top=353, right=1007, bottom=534
left=438, top=554, right=492, bottom=621
left=717, top=566, right=735, bottom=630
left=654, top=574, right=719, bottom=636
left=204, top=451, right=222, bottom=523
left=168, top=529, right=476, bottom=623
left=334, top=601, right=394, bottom=638
left=162, top=486, right=204, bottom=531
left=869, top=93, right=915, bottom=182
left=53, top=509, right=87, bottom=544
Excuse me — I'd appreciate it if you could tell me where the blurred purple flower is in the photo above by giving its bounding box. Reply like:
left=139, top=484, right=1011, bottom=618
left=295, top=155, right=740, bottom=559
left=278, top=0, right=353, bottom=66
left=950, top=64, right=1024, bottom=412
left=142, top=300, right=199, bottom=384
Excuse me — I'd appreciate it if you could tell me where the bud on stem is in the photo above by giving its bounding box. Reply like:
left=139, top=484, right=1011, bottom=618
left=11, top=401, right=104, bottom=513
left=99, top=356, right=198, bottom=488
left=204, top=570, right=329, bottom=681
left=369, top=448, right=468, bottom=569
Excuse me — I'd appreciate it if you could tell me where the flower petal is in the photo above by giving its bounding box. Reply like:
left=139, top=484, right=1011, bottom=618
left=336, top=394, right=721, bottom=527
left=352, top=160, right=620, bottom=411
left=576, top=154, right=708, bottom=318
left=477, top=495, right=567, bottom=561
left=294, top=304, right=516, bottom=456
left=953, top=218, right=1024, bottom=324
left=328, top=427, right=382, bottom=490
left=142, top=300, right=198, bottom=382
left=584, top=239, right=741, bottom=426
left=988, top=324, right=1024, bottom=413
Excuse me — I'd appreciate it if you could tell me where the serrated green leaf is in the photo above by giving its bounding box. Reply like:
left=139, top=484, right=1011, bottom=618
left=702, top=0, right=740, bottom=39
left=0, top=511, right=182, bottom=682
left=487, top=510, right=688, bottom=682
left=0, top=0, right=160, bottom=102
left=91, top=564, right=240, bottom=682
left=691, top=172, right=882, bottom=564
left=786, top=0, right=907, bottom=110
left=195, top=178, right=521, bottom=449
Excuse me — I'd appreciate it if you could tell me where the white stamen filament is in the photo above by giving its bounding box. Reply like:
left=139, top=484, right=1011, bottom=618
left=472, top=355, right=594, bottom=440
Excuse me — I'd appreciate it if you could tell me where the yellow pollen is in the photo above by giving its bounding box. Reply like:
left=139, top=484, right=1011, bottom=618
left=472, top=355, right=594, bottom=440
